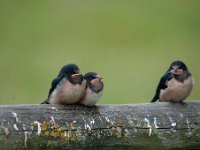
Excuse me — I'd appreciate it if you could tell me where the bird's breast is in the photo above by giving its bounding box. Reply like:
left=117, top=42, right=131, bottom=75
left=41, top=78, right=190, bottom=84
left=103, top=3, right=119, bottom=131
left=90, top=79, right=104, bottom=93
left=80, top=87, right=103, bottom=106
left=160, top=77, right=194, bottom=102
left=49, top=78, right=86, bottom=104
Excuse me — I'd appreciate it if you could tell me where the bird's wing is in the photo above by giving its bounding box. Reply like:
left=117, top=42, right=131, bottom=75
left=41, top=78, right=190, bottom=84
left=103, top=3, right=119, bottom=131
left=48, top=76, right=64, bottom=98
left=41, top=76, right=64, bottom=104
left=151, top=72, right=173, bottom=102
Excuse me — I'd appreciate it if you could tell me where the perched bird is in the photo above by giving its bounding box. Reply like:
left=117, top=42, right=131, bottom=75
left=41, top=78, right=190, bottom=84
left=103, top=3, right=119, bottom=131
left=79, top=72, right=104, bottom=106
left=151, top=60, right=194, bottom=103
left=41, top=64, right=86, bottom=104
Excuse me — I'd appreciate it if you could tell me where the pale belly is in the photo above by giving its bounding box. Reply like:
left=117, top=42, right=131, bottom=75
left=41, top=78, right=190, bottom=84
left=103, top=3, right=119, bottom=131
left=80, top=88, right=103, bottom=106
left=49, top=79, right=86, bottom=104
left=160, top=77, right=194, bottom=102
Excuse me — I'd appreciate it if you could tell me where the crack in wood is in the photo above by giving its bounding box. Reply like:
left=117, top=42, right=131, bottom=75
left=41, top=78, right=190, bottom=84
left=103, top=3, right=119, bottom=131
left=0, top=102, right=200, bottom=149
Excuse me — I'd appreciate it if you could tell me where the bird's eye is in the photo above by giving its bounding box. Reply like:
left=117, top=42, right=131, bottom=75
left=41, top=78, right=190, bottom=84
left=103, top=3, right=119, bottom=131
left=71, top=71, right=77, bottom=75
left=90, top=76, right=96, bottom=80
left=179, top=66, right=185, bottom=70
left=69, top=71, right=75, bottom=75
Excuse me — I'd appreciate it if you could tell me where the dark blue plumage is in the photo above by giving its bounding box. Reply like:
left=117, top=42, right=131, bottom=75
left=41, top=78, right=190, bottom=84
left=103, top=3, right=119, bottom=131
left=151, top=72, right=173, bottom=102
left=48, top=76, right=64, bottom=99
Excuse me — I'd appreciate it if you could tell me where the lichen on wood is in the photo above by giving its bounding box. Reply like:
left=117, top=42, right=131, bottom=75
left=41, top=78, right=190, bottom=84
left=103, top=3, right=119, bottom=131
left=0, top=102, right=200, bottom=149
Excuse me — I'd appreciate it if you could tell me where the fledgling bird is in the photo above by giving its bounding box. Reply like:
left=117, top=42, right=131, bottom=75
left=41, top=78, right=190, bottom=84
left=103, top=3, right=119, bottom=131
left=79, top=72, right=104, bottom=106
left=151, top=60, right=194, bottom=103
left=41, top=64, right=86, bottom=104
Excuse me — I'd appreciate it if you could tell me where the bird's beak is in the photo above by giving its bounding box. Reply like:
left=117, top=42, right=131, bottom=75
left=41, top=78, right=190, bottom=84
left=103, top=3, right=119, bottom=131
left=96, top=75, right=103, bottom=80
left=71, top=73, right=82, bottom=79
left=171, top=69, right=183, bottom=76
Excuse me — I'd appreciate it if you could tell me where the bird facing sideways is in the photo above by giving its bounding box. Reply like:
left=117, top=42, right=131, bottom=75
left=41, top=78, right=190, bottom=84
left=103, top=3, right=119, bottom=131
left=151, top=60, right=194, bottom=103
left=79, top=72, right=104, bottom=106
left=41, top=64, right=86, bottom=104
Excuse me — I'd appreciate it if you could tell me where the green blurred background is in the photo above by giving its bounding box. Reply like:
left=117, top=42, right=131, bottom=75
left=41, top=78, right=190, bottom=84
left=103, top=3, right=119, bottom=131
left=0, top=0, right=199, bottom=104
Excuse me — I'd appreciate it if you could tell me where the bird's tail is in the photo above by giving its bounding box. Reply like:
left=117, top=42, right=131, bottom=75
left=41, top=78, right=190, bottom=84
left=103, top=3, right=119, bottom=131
left=41, top=99, right=49, bottom=104
left=150, top=94, right=159, bottom=103
left=150, top=98, right=157, bottom=103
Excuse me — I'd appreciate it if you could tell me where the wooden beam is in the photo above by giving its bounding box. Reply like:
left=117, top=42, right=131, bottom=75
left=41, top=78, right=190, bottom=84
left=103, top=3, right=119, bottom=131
left=0, top=102, right=200, bottom=149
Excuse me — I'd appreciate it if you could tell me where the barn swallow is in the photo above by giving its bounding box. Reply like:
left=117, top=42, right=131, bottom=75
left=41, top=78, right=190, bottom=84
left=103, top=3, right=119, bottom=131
left=79, top=72, right=104, bottom=106
left=151, top=60, right=194, bottom=103
left=41, top=64, right=86, bottom=104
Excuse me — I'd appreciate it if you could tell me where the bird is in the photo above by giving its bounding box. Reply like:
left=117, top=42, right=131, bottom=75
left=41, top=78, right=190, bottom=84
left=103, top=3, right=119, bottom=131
left=151, top=60, right=194, bottom=103
left=41, top=64, right=86, bottom=104
left=79, top=72, right=104, bottom=106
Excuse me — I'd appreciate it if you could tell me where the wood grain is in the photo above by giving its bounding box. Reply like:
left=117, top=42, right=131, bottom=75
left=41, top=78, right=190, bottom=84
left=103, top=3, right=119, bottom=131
left=0, top=102, right=200, bottom=149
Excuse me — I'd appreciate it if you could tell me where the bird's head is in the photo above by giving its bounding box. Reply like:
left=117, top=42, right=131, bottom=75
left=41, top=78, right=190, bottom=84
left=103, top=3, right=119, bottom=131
left=84, top=72, right=103, bottom=93
left=58, top=64, right=83, bottom=84
left=168, top=61, right=191, bottom=81
left=168, top=60, right=189, bottom=75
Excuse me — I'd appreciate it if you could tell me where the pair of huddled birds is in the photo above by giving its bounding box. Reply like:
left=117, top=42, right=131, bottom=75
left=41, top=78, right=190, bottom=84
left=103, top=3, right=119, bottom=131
left=41, top=64, right=103, bottom=106
left=42, top=60, right=194, bottom=106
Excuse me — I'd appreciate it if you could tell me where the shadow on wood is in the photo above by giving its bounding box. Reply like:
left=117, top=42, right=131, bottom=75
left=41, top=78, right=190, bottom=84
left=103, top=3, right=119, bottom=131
left=0, top=101, right=200, bottom=149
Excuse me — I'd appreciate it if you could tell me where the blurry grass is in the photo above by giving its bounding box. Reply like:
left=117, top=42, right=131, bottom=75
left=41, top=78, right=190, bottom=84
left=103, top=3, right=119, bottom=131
left=0, top=0, right=199, bottom=104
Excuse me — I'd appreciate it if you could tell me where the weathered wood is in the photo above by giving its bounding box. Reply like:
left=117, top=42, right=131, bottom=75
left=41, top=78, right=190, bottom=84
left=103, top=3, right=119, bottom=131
left=0, top=102, right=200, bottom=150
